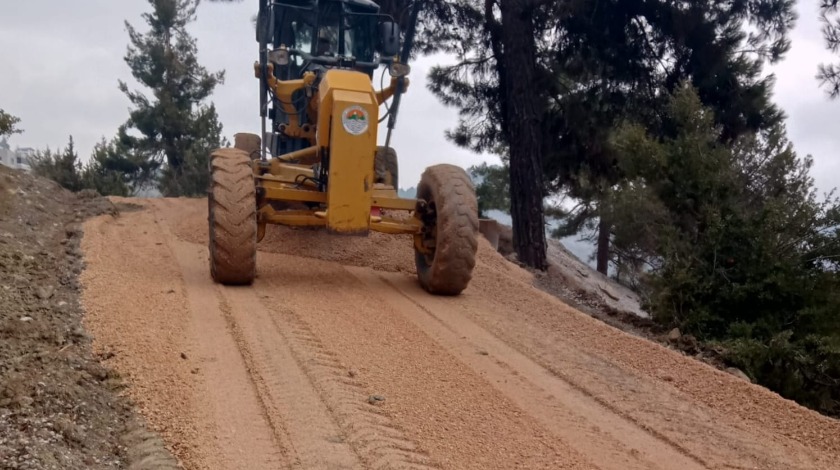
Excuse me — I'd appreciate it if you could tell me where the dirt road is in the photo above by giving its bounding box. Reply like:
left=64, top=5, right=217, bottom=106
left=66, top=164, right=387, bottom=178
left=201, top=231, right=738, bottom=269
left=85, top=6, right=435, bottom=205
left=79, top=198, right=840, bottom=470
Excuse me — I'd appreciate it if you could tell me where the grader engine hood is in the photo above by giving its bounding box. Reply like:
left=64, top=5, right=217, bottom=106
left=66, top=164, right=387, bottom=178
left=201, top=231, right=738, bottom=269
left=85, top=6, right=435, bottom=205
left=316, top=69, right=379, bottom=235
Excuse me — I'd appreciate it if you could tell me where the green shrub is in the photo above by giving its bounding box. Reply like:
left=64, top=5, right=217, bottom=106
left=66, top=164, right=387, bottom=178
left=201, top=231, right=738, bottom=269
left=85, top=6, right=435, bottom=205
left=723, top=333, right=840, bottom=415
left=608, top=85, right=840, bottom=417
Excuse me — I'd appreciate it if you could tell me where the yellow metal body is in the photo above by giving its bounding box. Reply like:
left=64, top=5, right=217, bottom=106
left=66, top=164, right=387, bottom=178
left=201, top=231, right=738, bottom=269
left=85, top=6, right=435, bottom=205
left=320, top=72, right=377, bottom=234
left=252, top=63, right=422, bottom=240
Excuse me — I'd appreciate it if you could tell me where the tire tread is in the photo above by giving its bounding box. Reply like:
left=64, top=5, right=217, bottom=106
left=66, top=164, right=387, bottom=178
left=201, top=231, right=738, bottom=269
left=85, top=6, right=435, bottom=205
left=415, top=164, right=478, bottom=295
left=208, top=148, right=257, bottom=285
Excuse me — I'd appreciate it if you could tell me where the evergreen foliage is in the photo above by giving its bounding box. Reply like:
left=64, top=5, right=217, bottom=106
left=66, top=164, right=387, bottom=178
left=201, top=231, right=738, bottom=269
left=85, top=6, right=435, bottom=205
left=819, top=0, right=840, bottom=97
left=29, top=135, right=155, bottom=196
left=0, top=110, right=22, bottom=138
left=607, top=85, right=840, bottom=415
left=118, top=0, right=227, bottom=196
left=419, top=0, right=796, bottom=272
left=468, top=162, right=510, bottom=218
left=29, top=137, right=84, bottom=192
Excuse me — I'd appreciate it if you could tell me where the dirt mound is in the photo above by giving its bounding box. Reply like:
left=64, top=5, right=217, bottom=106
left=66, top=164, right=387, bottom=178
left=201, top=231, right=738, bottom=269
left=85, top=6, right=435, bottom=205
left=0, top=166, right=176, bottom=470
left=261, top=227, right=418, bottom=273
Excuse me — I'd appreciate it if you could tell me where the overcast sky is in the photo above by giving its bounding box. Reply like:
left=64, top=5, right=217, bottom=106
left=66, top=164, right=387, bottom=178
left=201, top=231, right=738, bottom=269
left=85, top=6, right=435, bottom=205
left=0, top=0, right=836, bottom=194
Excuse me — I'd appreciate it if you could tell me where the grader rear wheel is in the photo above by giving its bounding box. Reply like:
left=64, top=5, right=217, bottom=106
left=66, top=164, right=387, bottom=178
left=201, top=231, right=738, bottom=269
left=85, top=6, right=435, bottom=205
left=208, top=148, right=257, bottom=285
left=414, top=164, right=479, bottom=295
left=375, top=146, right=399, bottom=189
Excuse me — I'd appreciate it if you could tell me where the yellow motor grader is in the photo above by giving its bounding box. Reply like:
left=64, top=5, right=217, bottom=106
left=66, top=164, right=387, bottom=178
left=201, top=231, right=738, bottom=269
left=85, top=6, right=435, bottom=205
left=207, top=0, right=478, bottom=295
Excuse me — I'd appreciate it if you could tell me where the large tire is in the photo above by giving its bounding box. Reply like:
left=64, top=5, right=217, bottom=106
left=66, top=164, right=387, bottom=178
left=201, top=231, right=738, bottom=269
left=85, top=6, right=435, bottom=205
left=414, top=164, right=479, bottom=295
left=375, top=146, right=399, bottom=189
left=208, top=148, right=257, bottom=285
left=234, top=132, right=262, bottom=160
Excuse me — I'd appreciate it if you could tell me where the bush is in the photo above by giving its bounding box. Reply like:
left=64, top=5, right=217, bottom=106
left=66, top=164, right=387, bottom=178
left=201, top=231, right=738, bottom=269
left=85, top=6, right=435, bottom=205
left=29, top=137, right=83, bottom=192
left=722, top=333, right=840, bottom=415
left=30, top=136, right=158, bottom=197
left=607, top=85, right=840, bottom=417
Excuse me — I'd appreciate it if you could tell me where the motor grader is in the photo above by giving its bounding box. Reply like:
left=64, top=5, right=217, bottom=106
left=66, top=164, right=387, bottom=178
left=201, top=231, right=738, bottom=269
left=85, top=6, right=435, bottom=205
left=207, top=0, right=479, bottom=295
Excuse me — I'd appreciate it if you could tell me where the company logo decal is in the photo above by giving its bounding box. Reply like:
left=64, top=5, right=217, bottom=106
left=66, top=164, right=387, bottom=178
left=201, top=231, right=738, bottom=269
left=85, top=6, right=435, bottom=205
left=342, top=106, right=369, bottom=136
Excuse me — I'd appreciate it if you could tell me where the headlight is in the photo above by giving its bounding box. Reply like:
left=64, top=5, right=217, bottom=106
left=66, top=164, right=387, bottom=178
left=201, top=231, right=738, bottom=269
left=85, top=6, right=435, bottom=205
left=388, top=62, right=411, bottom=78
left=268, top=47, right=289, bottom=66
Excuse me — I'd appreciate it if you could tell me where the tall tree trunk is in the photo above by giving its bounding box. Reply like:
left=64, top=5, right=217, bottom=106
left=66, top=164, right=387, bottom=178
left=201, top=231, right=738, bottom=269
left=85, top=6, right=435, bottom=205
left=597, top=215, right=610, bottom=274
left=499, top=0, right=547, bottom=270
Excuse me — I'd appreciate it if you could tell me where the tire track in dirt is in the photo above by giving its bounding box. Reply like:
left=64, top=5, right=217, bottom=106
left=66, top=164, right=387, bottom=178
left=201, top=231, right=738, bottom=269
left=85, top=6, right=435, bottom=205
left=221, top=287, right=377, bottom=469
left=169, top=237, right=364, bottom=469
left=149, top=209, right=289, bottom=469
left=81, top=202, right=287, bottom=470
left=256, top=256, right=595, bottom=470
left=346, top=267, right=707, bottom=470
left=167, top=222, right=436, bottom=469
left=437, top=263, right=836, bottom=470
left=247, top=290, right=439, bottom=470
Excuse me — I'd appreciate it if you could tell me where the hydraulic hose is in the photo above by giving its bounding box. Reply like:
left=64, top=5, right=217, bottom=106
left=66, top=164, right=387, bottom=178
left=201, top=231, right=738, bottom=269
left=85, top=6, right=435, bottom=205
left=384, top=0, right=423, bottom=148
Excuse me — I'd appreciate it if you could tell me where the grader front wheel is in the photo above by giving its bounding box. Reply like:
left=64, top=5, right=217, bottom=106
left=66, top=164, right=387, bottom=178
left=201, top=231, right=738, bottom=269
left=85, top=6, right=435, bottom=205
left=208, top=148, right=257, bottom=285
left=414, top=164, right=479, bottom=295
left=234, top=132, right=262, bottom=160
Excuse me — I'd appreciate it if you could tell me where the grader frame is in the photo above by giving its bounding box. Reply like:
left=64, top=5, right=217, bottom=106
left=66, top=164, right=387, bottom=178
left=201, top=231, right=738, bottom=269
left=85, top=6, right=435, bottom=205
left=207, top=0, right=479, bottom=296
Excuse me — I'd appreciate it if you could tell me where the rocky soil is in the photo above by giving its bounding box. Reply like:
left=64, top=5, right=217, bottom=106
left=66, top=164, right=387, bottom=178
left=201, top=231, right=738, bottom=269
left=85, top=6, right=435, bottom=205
left=79, top=196, right=840, bottom=470
left=484, top=223, right=734, bottom=373
left=0, top=166, right=176, bottom=469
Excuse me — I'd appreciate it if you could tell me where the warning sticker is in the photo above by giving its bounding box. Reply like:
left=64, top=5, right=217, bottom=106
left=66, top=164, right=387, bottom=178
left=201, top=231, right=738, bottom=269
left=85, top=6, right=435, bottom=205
left=341, top=106, right=369, bottom=136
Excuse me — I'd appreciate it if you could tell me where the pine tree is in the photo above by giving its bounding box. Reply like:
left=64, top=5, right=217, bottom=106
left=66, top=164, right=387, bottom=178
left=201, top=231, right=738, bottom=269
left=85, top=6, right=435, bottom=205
left=80, top=134, right=160, bottom=196
left=0, top=109, right=21, bottom=138
left=30, top=136, right=83, bottom=192
left=423, top=0, right=795, bottom=273
left=820, top=0, right=840, bottom=97
left=421, top=0, right=554, bottom=269
left=119, top=0, right=226, bottom=196
left=497, top=0, right=549, bottom=269
left=468, top=162, right=510, bottom=218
